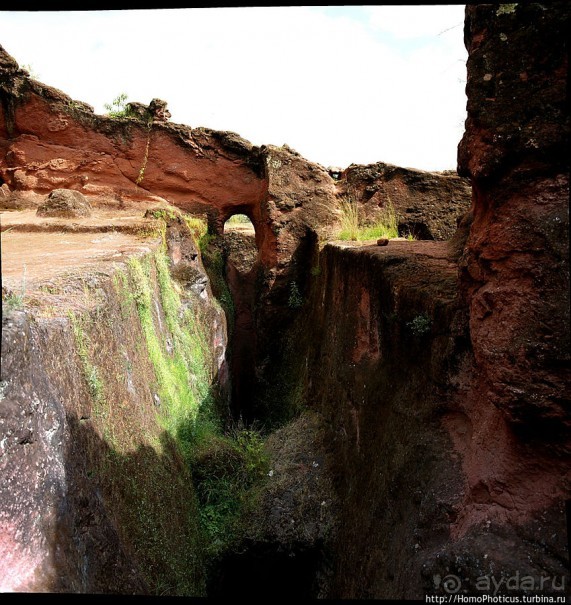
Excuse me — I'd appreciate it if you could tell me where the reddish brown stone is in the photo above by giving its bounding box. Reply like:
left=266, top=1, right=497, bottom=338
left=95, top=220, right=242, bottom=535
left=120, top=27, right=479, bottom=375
left=0, top=44, right=339, bottom=304
left=458, top=3, right=570, bottom=435
left=1, top=5, right=569, bottom=595
left=336, top=162, right=472, bottom=240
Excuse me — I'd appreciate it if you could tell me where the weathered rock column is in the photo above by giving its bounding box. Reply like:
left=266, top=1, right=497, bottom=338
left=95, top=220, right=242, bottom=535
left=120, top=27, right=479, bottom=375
left=458, top=3, right=570, bottom=435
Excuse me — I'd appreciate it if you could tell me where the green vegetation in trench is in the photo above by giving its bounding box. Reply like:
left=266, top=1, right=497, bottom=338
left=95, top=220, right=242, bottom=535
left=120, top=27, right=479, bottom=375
left=407, top=313, right=432, bottom=337
left=117, top=227, right=267, bottom=582
left=337, top=195, right=400, bottom=241
left=288, top=281, right=304, bottom=309
left=63, top=217, right=270, bottom=595
left=189, top=423, right=269, bottom=562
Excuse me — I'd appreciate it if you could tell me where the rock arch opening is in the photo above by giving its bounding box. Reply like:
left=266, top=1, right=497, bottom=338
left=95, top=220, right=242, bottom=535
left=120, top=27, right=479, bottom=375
left=224, top=212, right=254, bottom=230
left=223, top=213, right=258, bottom=275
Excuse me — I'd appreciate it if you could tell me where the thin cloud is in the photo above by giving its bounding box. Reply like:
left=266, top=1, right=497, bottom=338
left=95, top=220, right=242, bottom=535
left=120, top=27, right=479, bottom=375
left=364, top=5, right=465, bottom=40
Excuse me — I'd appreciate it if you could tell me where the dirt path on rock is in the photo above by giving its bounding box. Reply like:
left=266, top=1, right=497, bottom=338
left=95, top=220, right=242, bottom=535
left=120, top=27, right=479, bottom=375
left=0, top=209, right=160, bottom=295
left=1, top=231, right=157, bottom=286
left=331, top=238, right=456, bottom=261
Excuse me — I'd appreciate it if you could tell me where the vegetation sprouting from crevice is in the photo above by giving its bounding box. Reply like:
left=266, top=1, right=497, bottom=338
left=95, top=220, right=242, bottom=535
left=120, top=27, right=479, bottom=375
left=189, top=424, right=269, bottom=562
left=67, top=277, right=205, bottom=595
left=61, top=214, right=271, bottom=594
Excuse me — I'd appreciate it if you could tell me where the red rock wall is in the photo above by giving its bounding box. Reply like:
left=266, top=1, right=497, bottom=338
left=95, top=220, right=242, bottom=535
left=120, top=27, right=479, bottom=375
left=337, top=162, right=472, bottom=240
left=299, top=242, right=469, bottom=598
left=271, top=4, right=570, bottom=598
left=439, top=3, right=571, bottom=583
left=291, top=237, right=568, bottom=598
left=458, top=4, right=570, bottom=437
left=0, top=45, right=341, bottom=364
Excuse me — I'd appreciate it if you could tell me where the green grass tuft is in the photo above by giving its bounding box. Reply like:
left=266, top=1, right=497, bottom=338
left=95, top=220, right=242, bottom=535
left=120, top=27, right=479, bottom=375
left=190, top=425, right=269, bottom=558
left=337, top=195, right=399, bottom=241
left=407, top=313, right=432, bottom=336
left=225, top=214, right=252, bottom=225
left=338, top=196, right=360, bottom=241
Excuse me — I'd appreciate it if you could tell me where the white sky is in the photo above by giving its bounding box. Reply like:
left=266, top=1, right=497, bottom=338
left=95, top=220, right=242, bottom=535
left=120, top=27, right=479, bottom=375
left=0, top=6, right=467, bottom=171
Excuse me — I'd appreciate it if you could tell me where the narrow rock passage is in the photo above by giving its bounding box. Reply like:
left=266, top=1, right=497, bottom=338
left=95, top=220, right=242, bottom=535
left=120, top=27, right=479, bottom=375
left=222, top=218, right=260, bottom=423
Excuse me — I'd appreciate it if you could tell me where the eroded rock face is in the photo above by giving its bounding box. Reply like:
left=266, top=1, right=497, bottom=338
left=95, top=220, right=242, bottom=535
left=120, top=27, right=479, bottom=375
left=0, top=43, right=267, bottom=231
left=148, top=98, right=171, bottom=123
left=337, top=162, right=472, bottom=240
left=442, top=1, right=570, bottom=596
left=224, top=230, right=258, bottom=275
left=0, top=311, right=149, bottom=593
left=293, top=242, right=468, bottom=598
left=0, top=44, right=340, bottom=334
left=458, top=4, right=570, bottom=435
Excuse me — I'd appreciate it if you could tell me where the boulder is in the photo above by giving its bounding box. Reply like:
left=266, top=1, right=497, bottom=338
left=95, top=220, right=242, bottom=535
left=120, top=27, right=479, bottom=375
left=36, top=188, right=92, bottom=218
left=148, top=98, right=171, bottom=122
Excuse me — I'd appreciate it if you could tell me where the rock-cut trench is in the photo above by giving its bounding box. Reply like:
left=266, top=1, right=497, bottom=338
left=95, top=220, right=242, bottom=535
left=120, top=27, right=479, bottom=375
left=1, top=5, right=569, bottom=596
left=200, top=216, right=327, bottom=597
left=222, top=218, right=259, bottom=423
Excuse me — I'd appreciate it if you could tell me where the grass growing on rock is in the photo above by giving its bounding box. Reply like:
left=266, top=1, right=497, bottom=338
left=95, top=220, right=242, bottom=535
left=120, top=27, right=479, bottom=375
left=2, top=291, right=25, bottom=313
left=337, top=195, right=399, bottom=241
left=185, top=215, right=209, bottom=240
left=67, top=218, right=270, bottom=592
left=124, top=251, right=212, bottom=461
left=69, top=311, right=107, bottom=417
left=189, top=424, right=269, bottom=559
left=2, top=265, right=28, bottom=314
